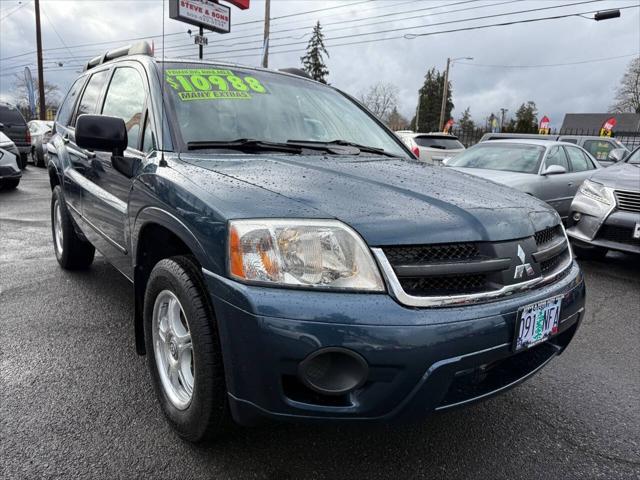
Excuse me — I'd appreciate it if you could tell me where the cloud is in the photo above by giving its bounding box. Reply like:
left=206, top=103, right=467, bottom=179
left=1, top=0, right=638, bottom=129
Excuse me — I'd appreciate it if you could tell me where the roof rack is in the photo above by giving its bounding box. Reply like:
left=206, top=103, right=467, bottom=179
left=278, top=68, right=313, bottom=80
left=84, top=40, right=153, bottom=71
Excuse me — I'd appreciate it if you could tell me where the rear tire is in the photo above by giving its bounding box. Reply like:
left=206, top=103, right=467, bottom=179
left=144, top=255, right=230, bottom=443
left=51, top=186, right=95, bottom=269
left=0, top=178, right=20, bottom=190
left=572, top=242, right=608, bottom=260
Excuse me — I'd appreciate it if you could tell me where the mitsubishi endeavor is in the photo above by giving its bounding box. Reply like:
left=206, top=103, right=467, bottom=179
left=47, top=42, right=585, bottom=442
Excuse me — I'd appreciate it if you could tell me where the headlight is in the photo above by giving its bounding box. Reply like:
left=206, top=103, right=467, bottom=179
left=578, top=180, right=614, bottom=205
left=228, top=219, right=385, bottom=291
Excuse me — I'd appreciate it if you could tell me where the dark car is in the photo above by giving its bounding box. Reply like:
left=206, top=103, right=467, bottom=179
left=47, top=42, right=585, bottom=443
left=0, top=102, right=30, bottom=169
left=567, top=146, right=640, bottom=257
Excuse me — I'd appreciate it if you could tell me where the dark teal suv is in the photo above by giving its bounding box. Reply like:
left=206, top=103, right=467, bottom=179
left=47, top=42, right=585, bottom=442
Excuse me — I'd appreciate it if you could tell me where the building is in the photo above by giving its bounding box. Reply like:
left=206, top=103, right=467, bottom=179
left=560, top=113, right=640, bottom=133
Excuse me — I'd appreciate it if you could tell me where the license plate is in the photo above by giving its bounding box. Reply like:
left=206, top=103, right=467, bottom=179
left=514, top=296, right=563, bottom=351
left=633, top=223, right=640, bottom=239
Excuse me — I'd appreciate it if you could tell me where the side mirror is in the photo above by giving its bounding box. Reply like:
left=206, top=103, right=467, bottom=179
left=607, top=148, right=626, bottom=163
left=543, top=164, right=567, bottom=175
left=75, top=114, right=127, bottom=155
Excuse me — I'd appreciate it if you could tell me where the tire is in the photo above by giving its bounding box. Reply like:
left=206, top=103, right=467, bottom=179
left=572, top=242, right=608, bottom=260
left=51, top=186, right=95, bottom=269
left=19, top=153, right=28, bottom=170
left=0, top=178, right=20, bottom=190
left=143, top=255, right=229, bottom=443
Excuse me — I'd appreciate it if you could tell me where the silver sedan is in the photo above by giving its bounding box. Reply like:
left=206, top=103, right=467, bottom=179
left=447, top=139, right=601, bottom=219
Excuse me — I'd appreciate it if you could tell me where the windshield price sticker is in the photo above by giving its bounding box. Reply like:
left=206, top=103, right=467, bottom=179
left=165, top=69, right=268, bottom=101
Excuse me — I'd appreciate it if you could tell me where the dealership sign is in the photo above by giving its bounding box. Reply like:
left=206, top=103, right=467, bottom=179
left=169, top=0, right=231, bottom=33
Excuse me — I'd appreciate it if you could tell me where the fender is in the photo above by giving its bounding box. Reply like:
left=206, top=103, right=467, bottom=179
left=131, top=206, right=212, bottom=355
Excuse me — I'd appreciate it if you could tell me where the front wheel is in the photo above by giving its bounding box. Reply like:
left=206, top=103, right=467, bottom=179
left=144, top=256, right=229, bottom=443
left=51, top=186, right=95, bottom=269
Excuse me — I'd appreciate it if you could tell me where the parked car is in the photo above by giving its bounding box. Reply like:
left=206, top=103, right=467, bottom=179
left=479, top=132, right=629, bottom=167
left=395, top=131, right=465, bottom=165
left=0, top=128, right=22, bottom=190
left=447, top=139, right=600, bottom=220
left=566, top=146, right=640, bottom=258
left=0, top=102, right=30, bottom=169
left=48, top=42, right=584, bottom=443
left=28, top=120, right=53, bottom=167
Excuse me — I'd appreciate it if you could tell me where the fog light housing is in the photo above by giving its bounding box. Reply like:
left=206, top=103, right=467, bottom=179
left=572, top=212, right=582, bottom=222
left=298, top=347, right=368, bottom=395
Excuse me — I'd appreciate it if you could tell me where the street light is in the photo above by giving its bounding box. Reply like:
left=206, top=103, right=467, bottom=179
left=438, top=56, right=473, bottom=132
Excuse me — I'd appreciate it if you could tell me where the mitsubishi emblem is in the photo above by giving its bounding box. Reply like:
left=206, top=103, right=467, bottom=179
left=514, top=244, right=534, bottom=279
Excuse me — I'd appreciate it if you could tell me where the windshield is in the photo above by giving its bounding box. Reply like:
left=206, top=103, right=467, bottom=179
left=414, top=136, right=464, bottom=150
left=627, top=148, right=640, bottom=165
left=447, top=143, right=545, bottom=173
left=163, top=63, right=407, bottom=156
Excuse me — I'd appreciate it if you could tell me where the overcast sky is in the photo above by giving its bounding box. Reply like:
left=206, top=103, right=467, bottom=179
left=1, top=0, right=639, bottom=128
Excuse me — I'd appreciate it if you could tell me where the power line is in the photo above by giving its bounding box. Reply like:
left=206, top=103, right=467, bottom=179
left=211, top=4, right=639, bottom=61
left=454, top=53, right=639, bottom=68
left=41, top=6, right=79, bottom=62
left=0, top=0, right=31, bottom=22
left=0, top=0, right=374, bottom=61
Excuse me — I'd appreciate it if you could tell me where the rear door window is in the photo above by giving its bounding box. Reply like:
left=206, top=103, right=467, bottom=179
left=56, top=77, right=85, bottom=127
left=565, top=146, right=595, bottom=171
left=73, top=70, right=109, bottom=126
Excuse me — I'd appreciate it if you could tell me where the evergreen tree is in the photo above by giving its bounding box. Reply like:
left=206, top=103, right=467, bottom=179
left=514, top=101, right=538, bottom=133
left=300, top=21, right=329, bottom=84
left=411, top=67, right=453, bottom=132
left=458, top=107, right=475, bottom=134
left=386, top=107, right=409, bottom=130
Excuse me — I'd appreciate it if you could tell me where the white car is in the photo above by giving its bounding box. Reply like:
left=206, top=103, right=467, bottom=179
left=395, top=131, right=465, bottom=165
left=0, top=129, right=22, bottom=190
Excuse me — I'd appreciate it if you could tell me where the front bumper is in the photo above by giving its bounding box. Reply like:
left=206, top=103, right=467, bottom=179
left=567, top=206, right=640, bottom=255
left=203, top=262, right=585, bottom=425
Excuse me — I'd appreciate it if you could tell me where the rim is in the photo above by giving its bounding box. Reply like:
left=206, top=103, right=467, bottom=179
left=53, top=199, right=63, bottom=256
left=152, top=290, right=194, bottom=410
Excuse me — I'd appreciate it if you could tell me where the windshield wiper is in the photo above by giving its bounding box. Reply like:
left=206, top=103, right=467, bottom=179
left=286, top=139, right=401, bottom=158
left=187, top=139, right=303, bottom=154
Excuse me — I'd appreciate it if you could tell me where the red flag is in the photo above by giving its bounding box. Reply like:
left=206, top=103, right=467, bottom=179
left=223, top=0, right=250, bottom=9
left=600, top=117, right=617, bottom=137
left=538, top=116, right=550, bottom=135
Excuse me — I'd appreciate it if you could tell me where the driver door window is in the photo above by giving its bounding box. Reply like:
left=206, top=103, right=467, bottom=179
left=544, top=146, right=569, bottom=172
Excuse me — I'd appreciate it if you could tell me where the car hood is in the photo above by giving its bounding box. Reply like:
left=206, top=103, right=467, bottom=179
left=589, top=162, right=640, bottom=191
left=448, top=166, right=536, bottom=187
left=177, top=154, right=557, bottom=246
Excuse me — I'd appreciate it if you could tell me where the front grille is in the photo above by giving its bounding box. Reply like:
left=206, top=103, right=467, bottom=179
left=383, top=243, right=480, bottom=264
left=596, top=225, right=640, bottom=247
left=381, top=224, right=570, bottom=304
left=614, top=189, right=640, bottom=213
left=534, top=225, right=562, bottom=247
left=399, top=274, right=488, bottom=296
left=540, top=248, right=570, bottom=275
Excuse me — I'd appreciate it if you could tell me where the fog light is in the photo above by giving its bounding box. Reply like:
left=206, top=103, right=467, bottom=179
left=572, top=212, right=582, bottom=222
left=298, top=347, right=368, bottom=395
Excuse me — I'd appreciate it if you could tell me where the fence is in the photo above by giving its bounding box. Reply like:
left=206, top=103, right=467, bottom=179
left=449, top=127, right=640, bottom=151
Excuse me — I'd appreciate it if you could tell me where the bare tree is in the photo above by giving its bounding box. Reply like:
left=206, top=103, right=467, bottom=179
left=12, top=73, right=61, bottom=114
left=610, top=57, right=640, bottom=114
left=359, top=82, right=399, bottom=123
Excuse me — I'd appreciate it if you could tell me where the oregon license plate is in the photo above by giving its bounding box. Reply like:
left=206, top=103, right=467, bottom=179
left=514, top=296, right=563, bottom=351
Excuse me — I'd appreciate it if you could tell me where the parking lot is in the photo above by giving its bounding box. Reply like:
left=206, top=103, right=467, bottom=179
left=1, top=167, right=639, bottom=480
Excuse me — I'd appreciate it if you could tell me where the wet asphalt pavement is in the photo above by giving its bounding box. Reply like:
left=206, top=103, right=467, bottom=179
left=1, top=167, right=639, bottom=480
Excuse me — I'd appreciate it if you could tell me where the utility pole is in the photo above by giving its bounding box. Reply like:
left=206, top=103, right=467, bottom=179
left=199, top=25, right=204, bottom=60
left=415, top=92, right=421, bottom=132
left=499, top=108, right=508, bottom=132
left=438, top=58, right=451, bottom=132
left=262, top=0, right=271, bottom=68
left=34, top=0, right=46, bottom=120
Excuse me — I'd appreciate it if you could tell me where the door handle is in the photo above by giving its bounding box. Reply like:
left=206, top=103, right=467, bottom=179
left=567, top=182, right=574, bottom=187
left=62, top=133, right=70, bottom=144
